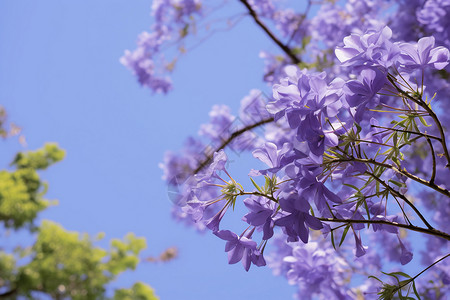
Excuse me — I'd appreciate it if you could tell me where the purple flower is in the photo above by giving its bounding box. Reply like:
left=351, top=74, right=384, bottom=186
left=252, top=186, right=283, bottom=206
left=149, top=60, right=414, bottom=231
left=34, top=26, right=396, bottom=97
left=239, top=89, right=271, bottom=125
left=297, top=114, right=340, bottom=156
left=276, top=193, right=323, bottom=243
left=272, top=239, right=350, bottom=299
left=398, top=236, right=413, bottom=265
left=214, top=229, right=259, bottom=271
left=243, top=196, right=276, bottom=240
left=398, top=36, right=450, bottom=70
left=353, top=232, right=367, bottom=257
left=335, top=26, right=400, bottom=68
left=343, top=68, right=387, bottom=122
left=364, top=117, right=386, bottom=146
left=252, top=142, right=292, bottom=174
left=299, top=178, right=342, bottom=215
left=198, top=105, right=236, bottom=143
left=371, top=215, right=399, bottom=234
left=205, top=204, right=228, bottom=232
left=196, top=149, right=228, bottom=182
left=120, top=29, right=173, bottom=93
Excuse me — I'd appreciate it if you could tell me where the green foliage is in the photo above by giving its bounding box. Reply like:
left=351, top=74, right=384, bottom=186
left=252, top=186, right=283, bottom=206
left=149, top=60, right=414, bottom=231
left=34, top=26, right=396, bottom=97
left=114, top=282, right=159, bottom=300
left=0, top=143, right=64, bottom=229
left=107, top=233, right=147, bottom=275
left=0, top=144, right=159, bottom=300
left=12, top=143, right=65, bottom=170
left=370, top=271, right=421, bottom=300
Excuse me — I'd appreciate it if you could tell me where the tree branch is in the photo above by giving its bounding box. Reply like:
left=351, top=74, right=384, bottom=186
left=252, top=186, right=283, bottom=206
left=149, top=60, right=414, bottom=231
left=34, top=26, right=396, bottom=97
left=327, top=157, right=450, bottom=198
left=193, top=117, right=274, bottom=173
left=238, top=0, right=301, bottom=64
left=426, top=137, right=437, bottom=184
left=318, top=218, right=450, bottom=241
left=387, top=75, right=450, bottom=168
left=371, top=124, right=442, bottom=142
left=365, top=171, right=435, bottom=230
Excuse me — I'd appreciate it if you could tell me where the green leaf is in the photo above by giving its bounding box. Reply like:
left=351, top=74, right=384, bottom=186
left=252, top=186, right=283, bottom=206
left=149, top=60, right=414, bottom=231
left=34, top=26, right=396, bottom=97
left=339, top=225, right=351, bottom=247
left=330, top=230, right=336, bottom=250
left=418, top=115, right=431, bottom=127
left=343, top=183, right=360, bottom=191
left=264, top=175, right=271, bottom=192
left=389, top=179, right=406, bottom=188
left=250, top=177, right=263, bottom=194
left=384, top=271, right=412, bottom=279
left=412, top=281, right=421, bottom=300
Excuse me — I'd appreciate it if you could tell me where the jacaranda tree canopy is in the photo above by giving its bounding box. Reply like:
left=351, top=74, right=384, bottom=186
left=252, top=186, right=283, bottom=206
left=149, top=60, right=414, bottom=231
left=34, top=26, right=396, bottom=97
left=122, top=1, right=450, bottom=299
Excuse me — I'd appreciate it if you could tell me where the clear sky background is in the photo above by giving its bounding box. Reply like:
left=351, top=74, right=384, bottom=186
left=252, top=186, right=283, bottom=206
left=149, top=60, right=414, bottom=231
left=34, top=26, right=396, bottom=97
left=0, top=1, right=297, bottom=299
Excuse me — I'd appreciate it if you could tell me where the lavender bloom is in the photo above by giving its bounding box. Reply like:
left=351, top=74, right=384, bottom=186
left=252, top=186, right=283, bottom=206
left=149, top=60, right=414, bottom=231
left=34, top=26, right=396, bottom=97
left=198, top=105, right=235, bottom=143
left=195, top=149, right=227, bottom=182
left=120, top=29, right=173, bottom=93
left=371, top=215, right=399, bottom=234
left=163, top=147, right=230, bottom=231
left=239, top=89, right=271, bottom=125
left=353, top=232, right=367, bottom=257
left=247, top=0, right=276, bottom=18
left=205, top=204, right=228, bottom=232
left=152, top=0, right=202, bottom=25
left=243, top=196, right=276, bottom=240
left=398, top=36, right=450, bottom=70
left=343, top=68, right=387, bottom=122
left=417, top=0, right=450, bottom=48
left=397, top=236, right=413, bottom=265
left=252, top=142, right=292, bottom=174
left=123, top=0, right=202, bottom=92
left=274, top=239, right=351, bottom=300
left=269, top=67, right=344, bottom=156
left=276, top=193, right=323, bottom=243
left=299, top=178, right=342, bottom=216
left=214, top=229, right=260, bottom=271
left=335, top=26, right=401, bottom=68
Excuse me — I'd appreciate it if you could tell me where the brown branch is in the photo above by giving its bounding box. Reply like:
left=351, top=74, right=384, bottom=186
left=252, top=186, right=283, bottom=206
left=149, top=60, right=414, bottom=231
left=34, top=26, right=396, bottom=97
left=426, top=137, right=437, bottom=184
left=327, top=157, right=450, bottom=198
left=238, top=0, right=301, bottom=64
left=387, top=75, right=450, bottom=168
left=371, top=124, right=442, bottom=142
left=193, top=117, right=274, bottom=173
left=365, top=171, right=435, bottom=230
left=318, top=218, right=450, bottom=241
left=287, top=0, right=312, bottom=46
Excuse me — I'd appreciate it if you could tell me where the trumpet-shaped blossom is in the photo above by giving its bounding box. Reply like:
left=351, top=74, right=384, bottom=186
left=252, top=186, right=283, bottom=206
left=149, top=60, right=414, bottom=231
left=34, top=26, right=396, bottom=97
left=214, top=229, right=264, bottom=271
left=243, top=196, right=276, bottom=240
left=335, top=26, right=400, bottom=68
left=398, top=36, right=450, bottom=70
left=343, top=67, right=387, bottom=122
left=275, top=193, right=323, bottom=243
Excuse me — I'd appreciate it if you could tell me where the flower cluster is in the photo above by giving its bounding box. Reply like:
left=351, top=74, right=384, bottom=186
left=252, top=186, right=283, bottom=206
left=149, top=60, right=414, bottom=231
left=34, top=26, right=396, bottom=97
left=121, top=0, right=202, bottom=93
left=126, top=0, right=450, bottom=298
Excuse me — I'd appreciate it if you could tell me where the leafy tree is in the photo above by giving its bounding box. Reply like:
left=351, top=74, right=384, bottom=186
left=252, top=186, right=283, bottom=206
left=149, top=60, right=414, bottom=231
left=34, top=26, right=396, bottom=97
left=123, top=0, right=450, bottom=299
left=0, top=143, right=158, bottom=300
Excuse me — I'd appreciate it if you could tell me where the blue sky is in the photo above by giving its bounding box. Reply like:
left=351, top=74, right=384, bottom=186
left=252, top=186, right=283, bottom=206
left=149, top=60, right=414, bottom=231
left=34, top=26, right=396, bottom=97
left=0, top=1, right=297, bottom=299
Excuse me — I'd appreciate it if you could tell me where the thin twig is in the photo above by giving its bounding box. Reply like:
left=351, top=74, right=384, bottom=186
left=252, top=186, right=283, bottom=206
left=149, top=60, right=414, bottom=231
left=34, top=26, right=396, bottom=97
left=365, top=171, right=435, bottom=230
left=287, top=0, right=312, bottom=46
left=371, top=125, right=442, bottom=142
left=387, top=75, right=450, bottom=168
left=318, top=218, right=449, bottom=241
left=327, top=157, right=450, bottom=198
left=193, top=117, right=274, bottom=173
left=426, top=137, right=437, bottom=184
left=238, top=0, right=301, bottom=64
